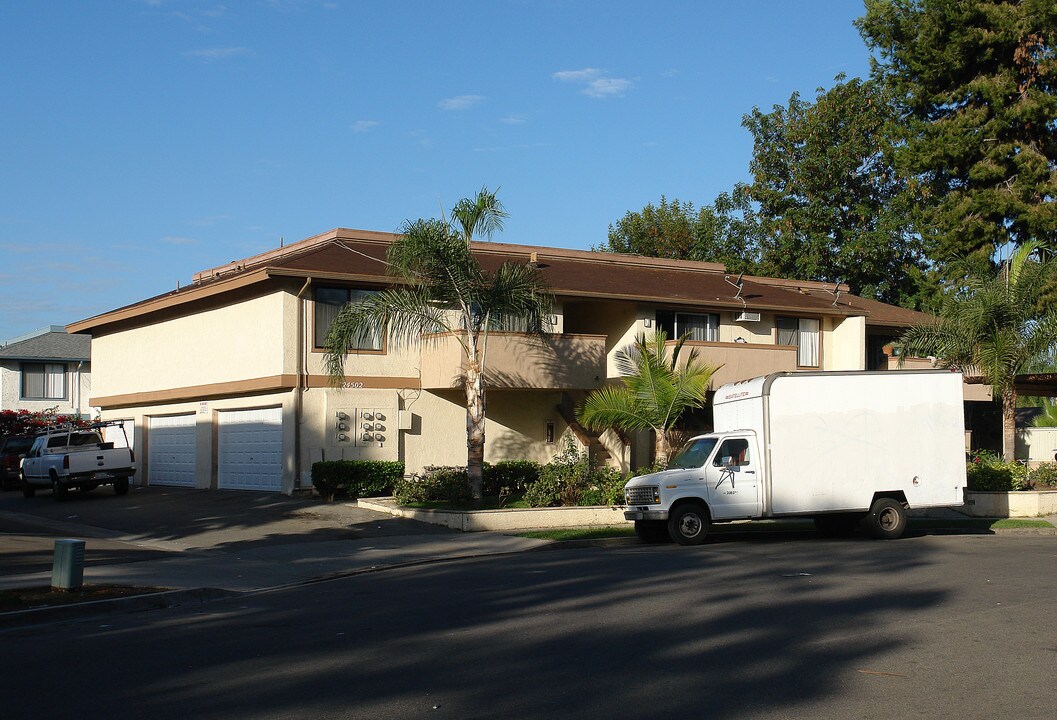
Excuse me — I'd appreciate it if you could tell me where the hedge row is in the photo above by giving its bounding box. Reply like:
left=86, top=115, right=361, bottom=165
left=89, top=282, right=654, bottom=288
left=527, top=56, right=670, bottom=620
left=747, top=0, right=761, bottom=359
left=311, top=460, right=405, bottom=501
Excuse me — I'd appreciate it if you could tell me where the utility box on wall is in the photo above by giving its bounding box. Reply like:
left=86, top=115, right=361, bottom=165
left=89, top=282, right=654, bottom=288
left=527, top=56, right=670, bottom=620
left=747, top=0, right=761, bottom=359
left=332, top=408, right=391, bottom=447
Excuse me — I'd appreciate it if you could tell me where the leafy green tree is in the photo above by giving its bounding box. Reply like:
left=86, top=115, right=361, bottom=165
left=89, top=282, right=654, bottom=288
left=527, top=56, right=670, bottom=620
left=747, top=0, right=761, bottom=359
left=858, top=0, right=1057, bottom=260
left=577, top=330, right=719, bottom=465
left=598, top=191, right=761, bottom=274
left=324, top=188, right=553, bottom=502
left=743, top=75, right=927, bottom=305
left=898, top=242, right=1057, bottom=459
left=1032, top=399, right=1057, bottom=428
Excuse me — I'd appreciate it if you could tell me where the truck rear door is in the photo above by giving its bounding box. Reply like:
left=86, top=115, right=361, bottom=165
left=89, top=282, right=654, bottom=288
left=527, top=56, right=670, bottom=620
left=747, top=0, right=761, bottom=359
left=705, top=434, right=762, bottom=520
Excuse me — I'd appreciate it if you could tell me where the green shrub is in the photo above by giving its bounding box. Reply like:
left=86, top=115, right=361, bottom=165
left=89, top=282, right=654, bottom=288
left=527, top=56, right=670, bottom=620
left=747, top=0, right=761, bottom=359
left=394, top=466, right=472, bottom=504
left=1030, top=462, right=1057, bottom=488
left=311, top=460, right=404, bottom=501
left=580, top=466, right=628, bottom=506
left=483, top=460, right=542, bottom=495
left=965, top=452, right=1030, bottom=491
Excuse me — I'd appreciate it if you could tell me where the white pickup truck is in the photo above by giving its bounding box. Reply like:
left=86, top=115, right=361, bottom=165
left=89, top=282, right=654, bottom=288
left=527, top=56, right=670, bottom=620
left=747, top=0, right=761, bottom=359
left=624, top=370, right=968, bottom=544
left=21, top=424, right=136, bottom=500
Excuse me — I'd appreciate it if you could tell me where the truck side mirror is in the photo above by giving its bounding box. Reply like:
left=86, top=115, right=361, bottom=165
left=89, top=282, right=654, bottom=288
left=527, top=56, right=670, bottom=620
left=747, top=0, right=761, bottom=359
left=721, top=456, right=734, bottom=467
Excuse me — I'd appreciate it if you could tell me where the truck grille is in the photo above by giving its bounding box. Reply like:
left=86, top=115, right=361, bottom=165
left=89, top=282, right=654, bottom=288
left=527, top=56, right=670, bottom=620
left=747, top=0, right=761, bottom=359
left=625, top=486, right=659, bottom=505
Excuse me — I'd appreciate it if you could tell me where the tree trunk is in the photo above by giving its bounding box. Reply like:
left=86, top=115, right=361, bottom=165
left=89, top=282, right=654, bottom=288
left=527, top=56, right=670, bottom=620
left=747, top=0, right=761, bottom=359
left=654, top=430, right=670, bottom=468
left=1001, top=388, right=1017, bottom=462
left=465, top=362, right=486, bottom=504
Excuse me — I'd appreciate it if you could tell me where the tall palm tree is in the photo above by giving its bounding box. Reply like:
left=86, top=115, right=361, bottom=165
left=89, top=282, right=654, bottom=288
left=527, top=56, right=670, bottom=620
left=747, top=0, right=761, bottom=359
left=899, top=242, right=1057, bottom=460
left=577, top=330, right=719, bottom=465
left=324, top=188, right=553, bottom=501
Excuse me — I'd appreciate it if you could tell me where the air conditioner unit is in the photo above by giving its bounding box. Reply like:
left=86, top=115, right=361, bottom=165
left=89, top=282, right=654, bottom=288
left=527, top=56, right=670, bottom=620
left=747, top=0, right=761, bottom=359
left=734, top=311, right=761, bottom=323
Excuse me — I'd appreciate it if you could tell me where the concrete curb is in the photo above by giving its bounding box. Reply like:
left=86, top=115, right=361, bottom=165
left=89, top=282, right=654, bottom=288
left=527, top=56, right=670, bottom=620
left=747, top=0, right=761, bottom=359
left=0, top=587, right=240, bottom=630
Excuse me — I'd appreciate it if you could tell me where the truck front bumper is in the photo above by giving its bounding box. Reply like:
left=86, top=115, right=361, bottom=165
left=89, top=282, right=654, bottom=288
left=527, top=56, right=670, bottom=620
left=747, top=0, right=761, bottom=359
left=624, top=509, right=668, bottom=521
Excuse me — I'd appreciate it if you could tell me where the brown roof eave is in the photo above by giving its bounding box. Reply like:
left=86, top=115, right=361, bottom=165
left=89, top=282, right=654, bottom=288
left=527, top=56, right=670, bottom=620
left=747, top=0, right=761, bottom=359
left=67, top=268, right=274, bottom=335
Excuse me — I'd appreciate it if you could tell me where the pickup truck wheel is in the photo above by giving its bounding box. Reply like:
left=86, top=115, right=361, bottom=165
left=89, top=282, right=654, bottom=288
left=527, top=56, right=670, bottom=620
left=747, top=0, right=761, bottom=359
left=865, top=498, right=907, bottom=540
left=52, top=480, right=68, bottom=501
left=22, top=478, right=35, bottom=498
left=114, top=478, right=129, bottom=496
left=634, top=520, right=672, bottom=543
left=668, top=503, right=709, bottom=546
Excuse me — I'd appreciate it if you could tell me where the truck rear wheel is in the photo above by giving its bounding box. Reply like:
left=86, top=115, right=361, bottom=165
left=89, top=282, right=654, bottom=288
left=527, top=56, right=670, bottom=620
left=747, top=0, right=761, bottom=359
left=634, top=520, right=671, bottom=543
left=865, top=498, right=907, bottom=539
left=114, top=478, right=129, bottom=496
left=668, top=503, right=709, bottom=546
left=52, top=479, right=68, bottom=501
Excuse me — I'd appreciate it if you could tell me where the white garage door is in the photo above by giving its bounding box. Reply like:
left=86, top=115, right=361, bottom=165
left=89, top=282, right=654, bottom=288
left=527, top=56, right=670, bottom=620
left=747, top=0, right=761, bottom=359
left=218, top=407, right=283, bottom=491
left=148, top=414, right=196, bottom=487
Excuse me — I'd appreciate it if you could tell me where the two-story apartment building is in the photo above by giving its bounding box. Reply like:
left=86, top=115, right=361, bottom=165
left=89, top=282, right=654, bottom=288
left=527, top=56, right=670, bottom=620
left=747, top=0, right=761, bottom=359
left=68, top=228, right=935, bottom=494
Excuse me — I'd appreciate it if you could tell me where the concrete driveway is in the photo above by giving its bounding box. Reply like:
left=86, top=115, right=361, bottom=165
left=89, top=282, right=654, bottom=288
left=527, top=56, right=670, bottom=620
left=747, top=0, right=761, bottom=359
left=0, top=485, right=455, bottom=585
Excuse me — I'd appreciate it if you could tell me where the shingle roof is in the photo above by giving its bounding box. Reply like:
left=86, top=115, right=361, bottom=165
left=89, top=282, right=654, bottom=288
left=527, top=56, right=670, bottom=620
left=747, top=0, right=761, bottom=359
left=68, top=228, right=934, bottom=333
left=0, top=331, right=91, bottom=361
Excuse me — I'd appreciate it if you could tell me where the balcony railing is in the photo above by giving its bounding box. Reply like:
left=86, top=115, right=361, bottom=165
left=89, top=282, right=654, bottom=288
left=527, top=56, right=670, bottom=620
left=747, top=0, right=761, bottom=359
left=663, top=340, right=798, bottom=388
left=420, top=332, right=607, bottom=390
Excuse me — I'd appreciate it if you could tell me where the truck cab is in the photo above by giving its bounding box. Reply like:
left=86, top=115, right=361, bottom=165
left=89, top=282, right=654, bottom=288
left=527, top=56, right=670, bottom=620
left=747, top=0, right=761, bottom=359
left=625, top=432, right=763, bottom=542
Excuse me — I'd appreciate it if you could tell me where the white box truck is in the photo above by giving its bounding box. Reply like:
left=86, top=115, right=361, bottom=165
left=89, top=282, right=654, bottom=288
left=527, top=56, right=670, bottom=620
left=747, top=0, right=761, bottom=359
left=623, top=370, right=968, bottom=544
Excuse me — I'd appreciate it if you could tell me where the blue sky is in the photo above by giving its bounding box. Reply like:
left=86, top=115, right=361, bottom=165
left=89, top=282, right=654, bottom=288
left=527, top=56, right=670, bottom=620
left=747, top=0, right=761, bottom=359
left=0, top=0, right=871, bottom=341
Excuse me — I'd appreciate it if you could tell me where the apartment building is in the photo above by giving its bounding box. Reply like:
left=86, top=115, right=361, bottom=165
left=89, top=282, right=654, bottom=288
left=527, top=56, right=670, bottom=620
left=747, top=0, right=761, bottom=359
left=68, top=229, right=935, bottom=493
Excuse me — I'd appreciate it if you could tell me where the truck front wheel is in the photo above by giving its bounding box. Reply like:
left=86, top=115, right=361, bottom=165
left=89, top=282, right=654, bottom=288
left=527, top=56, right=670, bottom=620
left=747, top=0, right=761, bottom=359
left=865, top=498, right=907, bottom=539
left=52, top=479, right=68, bottom=501
left=668, top=503, right=709, bottom=546
left=22, top=474, right=35, bottom=498
left=634, top=520, right=671, bottom=543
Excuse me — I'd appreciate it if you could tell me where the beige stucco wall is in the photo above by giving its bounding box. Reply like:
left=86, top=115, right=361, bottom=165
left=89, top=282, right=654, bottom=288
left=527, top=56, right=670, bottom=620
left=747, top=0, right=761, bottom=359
left=719, top=312, right=776, bottom=344
left=92, top=291, right=288, bottom=398
left=823, top=316, right=866, bottom=371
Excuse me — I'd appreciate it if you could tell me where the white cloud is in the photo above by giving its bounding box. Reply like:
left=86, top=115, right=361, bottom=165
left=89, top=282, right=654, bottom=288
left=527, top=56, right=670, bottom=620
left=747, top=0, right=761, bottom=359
left=160, top=236, right=200, bottom=246
left=351, top=120, right=380, bottom=133
left=438, top=95, right=484, bottom=111
left=553, top=68, right=632, bottom=98
left=183, top=46, right=252, bottom=61
left=500, top=114, right=528, bottom=125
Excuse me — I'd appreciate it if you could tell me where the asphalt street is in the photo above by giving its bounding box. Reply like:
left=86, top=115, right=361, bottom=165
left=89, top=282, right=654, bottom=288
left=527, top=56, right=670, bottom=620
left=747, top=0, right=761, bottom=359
left=4, top=533, right=1055, bottom=720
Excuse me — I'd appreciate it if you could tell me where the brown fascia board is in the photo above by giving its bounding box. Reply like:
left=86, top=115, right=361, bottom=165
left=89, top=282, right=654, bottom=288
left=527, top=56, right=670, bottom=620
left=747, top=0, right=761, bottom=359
left=69, top=228, right=868, bottom=333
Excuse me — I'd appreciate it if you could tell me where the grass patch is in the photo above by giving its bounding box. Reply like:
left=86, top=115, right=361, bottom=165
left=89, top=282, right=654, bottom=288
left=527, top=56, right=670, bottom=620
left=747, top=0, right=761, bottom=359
left=909, top=517, right=1054, bottom=531
left=0, top=584, right=170, bottom=613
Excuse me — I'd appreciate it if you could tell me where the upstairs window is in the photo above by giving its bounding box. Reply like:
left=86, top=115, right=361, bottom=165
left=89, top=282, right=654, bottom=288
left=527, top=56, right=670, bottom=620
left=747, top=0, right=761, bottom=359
left=656, top=311, right=719, bottom=342
left=777, top=317, right=820, bottom=367
left=21, top=362, right=66, bottom=400
left=314, top=287, right=383, bottom=351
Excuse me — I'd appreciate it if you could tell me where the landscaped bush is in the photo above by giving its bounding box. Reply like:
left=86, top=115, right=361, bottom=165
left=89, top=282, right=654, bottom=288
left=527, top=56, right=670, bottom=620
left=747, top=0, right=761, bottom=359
left=523, top=440, right=628, bottom=507
left=311, top=460, right=404, bottom=501
left=394, top=466, right=472, bottom=504
left=483, top=460, right=541, bottom=495
left=966, top=451, right=1029, bottom=492
left=1029, top=462, right=1057, bottom=488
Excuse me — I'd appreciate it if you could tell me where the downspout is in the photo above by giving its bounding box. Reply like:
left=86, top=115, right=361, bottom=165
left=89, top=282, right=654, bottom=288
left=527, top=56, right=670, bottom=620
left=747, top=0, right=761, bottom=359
left=74, top=361, right=83, bottom=417
left=294, top=278, right=313, bottom=490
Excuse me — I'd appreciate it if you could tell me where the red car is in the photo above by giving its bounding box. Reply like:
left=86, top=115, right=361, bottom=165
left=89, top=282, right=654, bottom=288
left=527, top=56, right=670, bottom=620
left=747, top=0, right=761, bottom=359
left=0, top=435, right=34, bottom=490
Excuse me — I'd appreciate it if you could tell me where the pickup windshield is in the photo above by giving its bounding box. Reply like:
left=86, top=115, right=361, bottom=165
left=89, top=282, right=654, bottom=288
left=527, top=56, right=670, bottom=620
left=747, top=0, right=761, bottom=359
left=667, top=437, right=718, bottom=470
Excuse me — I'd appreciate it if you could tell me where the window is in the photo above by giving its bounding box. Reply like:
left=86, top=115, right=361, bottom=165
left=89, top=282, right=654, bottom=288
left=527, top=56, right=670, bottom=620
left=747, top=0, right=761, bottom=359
left=314, top=287, right=383, bottom=351
left=656, top=311, right=719, bottom=342
left=714, top=438, right=750, bottom=467
left=777, top=317, right=820, bottom=367
left=667, top=437, right=719, bottom=470
left=21, top=362, right=66, bottom=400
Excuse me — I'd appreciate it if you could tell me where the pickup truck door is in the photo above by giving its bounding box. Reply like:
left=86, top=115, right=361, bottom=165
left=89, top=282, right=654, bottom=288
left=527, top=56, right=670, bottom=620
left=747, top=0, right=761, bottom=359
left=705, top=435, right=761, bottom=520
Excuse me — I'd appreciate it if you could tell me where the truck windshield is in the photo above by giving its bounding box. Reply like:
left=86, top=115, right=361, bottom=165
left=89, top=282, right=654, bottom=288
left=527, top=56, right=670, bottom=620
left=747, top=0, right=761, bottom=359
left=667, top=437, right=718, bottom=470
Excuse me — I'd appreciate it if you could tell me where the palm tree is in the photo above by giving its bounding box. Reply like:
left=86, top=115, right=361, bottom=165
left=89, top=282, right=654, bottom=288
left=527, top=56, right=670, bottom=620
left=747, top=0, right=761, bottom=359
left=324, top=188, right=553, bottom=502
left=577, top=329, right=719, bottom=465
left=899, top=242, right=1057, bottom=460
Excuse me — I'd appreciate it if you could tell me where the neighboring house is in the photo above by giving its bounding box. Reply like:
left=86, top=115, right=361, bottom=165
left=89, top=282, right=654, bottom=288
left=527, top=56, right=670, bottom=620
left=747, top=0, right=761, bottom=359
left=68, top=229, right=938, bottom=494
left=0, top=326, right=92, bottom=417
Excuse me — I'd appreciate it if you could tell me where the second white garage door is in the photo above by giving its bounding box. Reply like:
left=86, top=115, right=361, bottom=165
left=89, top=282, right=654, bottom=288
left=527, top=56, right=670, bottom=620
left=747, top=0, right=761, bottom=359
left=218, top=407, right=283, bottom=491
left=148, top=414, right=196, bottom=487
